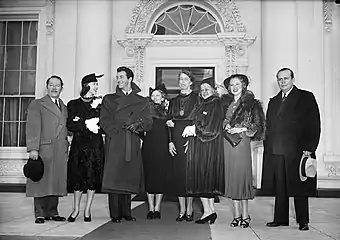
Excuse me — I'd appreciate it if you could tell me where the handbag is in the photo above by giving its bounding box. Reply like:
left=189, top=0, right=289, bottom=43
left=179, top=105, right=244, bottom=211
left=223, top=131, right=242, bottom=147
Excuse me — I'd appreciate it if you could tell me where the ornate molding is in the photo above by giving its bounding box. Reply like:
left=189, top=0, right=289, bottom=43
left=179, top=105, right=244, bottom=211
left=323, top=154, right=340, bottom=177
left=117, top=34, right=153, bottom=84
left=0, top=160, right=26, bottom=176
left=324, top=0, right=333, bottom=32
left=325, top=162, right=340, bottom=177
left=125, top=0, right=246, bottom=34
left=45, top=0, right=55, bottom=35
left=206, top=0, right=246, bottom=32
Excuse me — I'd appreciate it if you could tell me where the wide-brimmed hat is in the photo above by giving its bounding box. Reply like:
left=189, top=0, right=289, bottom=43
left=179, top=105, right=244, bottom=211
left=223, top=74, right=249, bottom=89
left=299, top=154, right=317, bottom=182
left=201, top=77, right=215, bottom=89
left=23, top=156, right=44, bottom=182
left=81, top=73, right=104, bottom=86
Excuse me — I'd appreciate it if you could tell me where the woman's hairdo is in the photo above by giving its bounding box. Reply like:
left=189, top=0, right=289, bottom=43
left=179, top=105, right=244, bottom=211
left=178, top=69, right=194, bottom=82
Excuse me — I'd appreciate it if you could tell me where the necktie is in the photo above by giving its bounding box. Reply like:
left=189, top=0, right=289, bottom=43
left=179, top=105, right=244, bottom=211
left=282, top=94, right=286, bottom=103
left=55, top=99, right=61, bottom=110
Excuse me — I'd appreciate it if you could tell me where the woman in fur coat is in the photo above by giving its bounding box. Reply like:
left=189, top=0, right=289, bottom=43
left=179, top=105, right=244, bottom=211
left=221, top=74, right=265, bottom=228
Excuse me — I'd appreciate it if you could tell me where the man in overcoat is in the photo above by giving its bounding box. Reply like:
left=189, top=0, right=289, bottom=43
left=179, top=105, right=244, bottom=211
left=26, top=75, right=68, bottom=224
left=262, top=68, right=321, bottom=231
left=100, top=66, right=152, bottom=222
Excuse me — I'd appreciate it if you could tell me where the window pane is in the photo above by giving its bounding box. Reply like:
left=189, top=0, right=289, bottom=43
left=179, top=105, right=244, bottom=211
left=23, top=21, right=37, bottom=45
left=4, top=122, right=18, bottom=146
left=5, top=46, right=21, bottom=70
left=4, top=71, right=19, bottom=94
left=20, top=71, right=35, bottom=94
left=4, top=97, right=19, bottom=121
left=0, top=121, right=2, bottom=146
left=0, top=46, right=4, bottom=70
left=155, top=67, right=214, bottom=99
left=0, top=70, right=3, bottom=94
left=20, top=97, right=34, bottom=121
left=0, top=97, right=3, bottom=120
left=21, top=46, right=36, bottom=70
left=6, top=22, right=22, bottom=46
left=0, top=22, right=6, bottom=45
left=19, top=122, right=26, bottom=146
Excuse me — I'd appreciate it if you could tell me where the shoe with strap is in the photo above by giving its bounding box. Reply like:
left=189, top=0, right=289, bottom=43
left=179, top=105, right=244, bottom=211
left=230, top=216, right=242, bottom=227
left=240, top=216, right=251, bottom=228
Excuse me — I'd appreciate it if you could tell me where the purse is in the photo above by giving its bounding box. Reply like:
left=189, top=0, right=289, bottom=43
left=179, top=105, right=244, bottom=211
left=223, top=131, right=242, bottom=147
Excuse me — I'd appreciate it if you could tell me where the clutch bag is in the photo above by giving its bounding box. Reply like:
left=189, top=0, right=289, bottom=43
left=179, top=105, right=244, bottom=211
left=223, top=131, right=242, bottom=147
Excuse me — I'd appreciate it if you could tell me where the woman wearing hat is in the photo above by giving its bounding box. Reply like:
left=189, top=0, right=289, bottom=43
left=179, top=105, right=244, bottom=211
left=141, top=84, right=171, bottom=219
left=66, top=73, right=105, bottom=222
left=182, top=77, right=225, bottom=224
left=221, top=74, right=265, bottom=228
left=166, top=69, right=200, bottom=222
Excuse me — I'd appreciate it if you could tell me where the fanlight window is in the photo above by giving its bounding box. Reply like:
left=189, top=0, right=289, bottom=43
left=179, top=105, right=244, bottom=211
left=151, top=5, right=221, bottom=35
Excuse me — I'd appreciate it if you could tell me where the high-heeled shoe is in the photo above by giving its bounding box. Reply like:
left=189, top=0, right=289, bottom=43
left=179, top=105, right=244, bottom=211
left=146, top=211, right=154, bottom=219
left=176, top=213, right=186, bottom=222
left=195, top=212, right=217, bottom=224
left=67, top=211, right=79, bottom=222
left=230, top=216, right=242, bottom=227
left=84, top=214, right=92, bottom=222
left=240, top=216, right=251, bottom=228
left=185, top=212, right=194, bottom=222
left=153, top=211, right=161, bottom=219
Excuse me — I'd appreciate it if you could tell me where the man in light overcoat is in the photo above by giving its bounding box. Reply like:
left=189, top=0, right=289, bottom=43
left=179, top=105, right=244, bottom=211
left=26, top=75, right=68, bottom=224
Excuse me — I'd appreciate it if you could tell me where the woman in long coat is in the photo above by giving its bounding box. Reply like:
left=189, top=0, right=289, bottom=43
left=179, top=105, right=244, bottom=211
left=66, top=73, right=104, bottom=222
left=184, top=77, right=225, bottom=224
left=141, top=84, right=171, bottom=219
left=167, top=69, right=200, bottom=222
left=221, top=74, right=265, bottom=228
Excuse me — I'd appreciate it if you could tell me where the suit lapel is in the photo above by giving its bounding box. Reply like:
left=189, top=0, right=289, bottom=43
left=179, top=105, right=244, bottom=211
left=276, top=86, right=300, bottom=118
left=41, top=95, right=66, bottom=137
left=56, top=99, right=67, bottom=137
left=115, top=93, right=142, bottom=113
left=41, top=95, right=61, bottom=117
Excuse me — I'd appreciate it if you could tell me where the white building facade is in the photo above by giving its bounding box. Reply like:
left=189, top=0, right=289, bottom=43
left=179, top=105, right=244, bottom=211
left=0, top=0, right=340, bottom=189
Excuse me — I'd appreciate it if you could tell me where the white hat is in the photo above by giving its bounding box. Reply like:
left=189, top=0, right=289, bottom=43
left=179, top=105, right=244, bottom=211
left=299, top=154, right=317, bottom=182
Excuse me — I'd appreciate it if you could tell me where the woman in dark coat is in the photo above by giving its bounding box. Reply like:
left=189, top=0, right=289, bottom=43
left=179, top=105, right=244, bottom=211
left=221, top=74, right=265, bottom=228
left=167, top=70, right=200, bottom=222
left=66, top=73, right=105, bottom=222
left=141, top=84, right=171, bottom=220
left=184, top=77, right=225, bottom=224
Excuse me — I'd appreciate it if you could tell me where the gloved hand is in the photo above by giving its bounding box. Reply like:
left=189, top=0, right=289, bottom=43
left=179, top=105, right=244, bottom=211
left=85, top=117, right=100, bottom=134
left=125, top=120, right=142, bottom=134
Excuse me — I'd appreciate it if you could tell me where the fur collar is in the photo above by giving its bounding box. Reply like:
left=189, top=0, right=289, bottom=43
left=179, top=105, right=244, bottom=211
left=221, top=90, right=255, bottom=112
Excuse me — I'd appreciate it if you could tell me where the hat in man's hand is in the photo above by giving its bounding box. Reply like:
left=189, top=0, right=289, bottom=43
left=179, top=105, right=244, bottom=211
left=81, top=73, right=104, bottom=86
left=23, top=156, right=44, bottom=182
left=299, top=154, right=317, bottom=182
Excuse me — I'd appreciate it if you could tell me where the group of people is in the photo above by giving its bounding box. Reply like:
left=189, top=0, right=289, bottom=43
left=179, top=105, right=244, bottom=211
left=25, top=66, right=321, bottom=232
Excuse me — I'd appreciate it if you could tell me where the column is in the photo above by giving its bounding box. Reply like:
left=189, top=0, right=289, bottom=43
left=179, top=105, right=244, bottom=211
left=261, top=1, right=298, bottom=107
left=75, top=0, right=112, bottom=96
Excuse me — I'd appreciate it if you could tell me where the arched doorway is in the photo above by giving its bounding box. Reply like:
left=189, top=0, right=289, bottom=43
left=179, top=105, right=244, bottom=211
left=117, top=0, right=256, bottom=95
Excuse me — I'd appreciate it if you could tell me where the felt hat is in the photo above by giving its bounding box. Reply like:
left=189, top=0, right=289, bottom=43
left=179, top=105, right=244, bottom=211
left=201, top=77, right=215, bottom=89
left=81, top=73, right=104, bottom=86
left=23, top=156, right=44, bottom=182
left=149, top=83, right=167, bottom=96
left=299, top=154, right=317, bottom=182
left=223, top=74, right=249, bottom=89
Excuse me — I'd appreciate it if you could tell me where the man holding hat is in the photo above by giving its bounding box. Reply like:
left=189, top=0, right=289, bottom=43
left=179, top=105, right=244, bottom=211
left=262, top=68, right=321, bottom=231
left=26, top=75, right=68, bottom=224
left=100, top=66, right=153, bottom=222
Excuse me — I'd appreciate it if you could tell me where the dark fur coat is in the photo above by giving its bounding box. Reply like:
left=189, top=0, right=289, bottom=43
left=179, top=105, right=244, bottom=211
left=221, top=90, right=265, bottom=141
